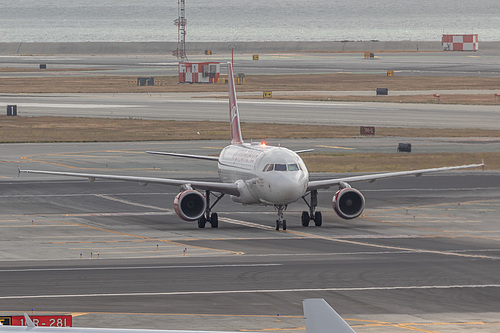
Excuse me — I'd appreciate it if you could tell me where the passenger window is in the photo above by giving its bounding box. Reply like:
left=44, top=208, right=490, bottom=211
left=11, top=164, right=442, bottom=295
left=275, top=164, right=287, bottom=171
left=288, top=163, right=299, bottom=171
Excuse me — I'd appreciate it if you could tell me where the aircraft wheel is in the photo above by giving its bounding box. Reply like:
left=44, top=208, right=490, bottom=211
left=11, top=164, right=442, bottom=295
left=198, top=216, right=206, bottom=228
left=210, top=213, right=219, bottom=228
left=314, top=212, right=322, bottom=227
left=275, top=220, right=280, bottom=231
left=301, top=211, right=310, bottom=227
left=282, top=220, right=287, bottom=231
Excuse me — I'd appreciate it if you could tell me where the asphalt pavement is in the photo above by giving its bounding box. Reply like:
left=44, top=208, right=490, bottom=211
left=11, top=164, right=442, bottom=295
left=1, top=50, right=499, bottom=332
left=1, top=141, right=499, bottom=332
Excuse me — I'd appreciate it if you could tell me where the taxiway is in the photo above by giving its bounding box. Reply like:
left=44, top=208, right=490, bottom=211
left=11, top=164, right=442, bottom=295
left=1, top=141, right=499, bottom=332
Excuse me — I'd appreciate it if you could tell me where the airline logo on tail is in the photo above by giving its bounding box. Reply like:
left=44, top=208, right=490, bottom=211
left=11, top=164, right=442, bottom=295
left=227, top=62, right=243, bottom=145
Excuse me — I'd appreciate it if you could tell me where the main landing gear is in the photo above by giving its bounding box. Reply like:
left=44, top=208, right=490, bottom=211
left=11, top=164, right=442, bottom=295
left=301, top=190, right=322, bottom=227
left=195, top=191, right=322, bottom=231
left=197, top=190, right=224, bottom=228
left=274, top=204, right=287, bottom=231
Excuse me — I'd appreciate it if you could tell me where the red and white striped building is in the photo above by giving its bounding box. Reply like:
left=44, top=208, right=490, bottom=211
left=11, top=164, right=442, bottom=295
left=442, top=34, right=478, bottom=51
left=179, top=62, right=220, bottom=83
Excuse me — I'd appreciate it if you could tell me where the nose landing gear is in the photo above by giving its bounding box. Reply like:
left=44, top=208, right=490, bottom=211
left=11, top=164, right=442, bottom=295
left=274, top=204, right=287, bottom=231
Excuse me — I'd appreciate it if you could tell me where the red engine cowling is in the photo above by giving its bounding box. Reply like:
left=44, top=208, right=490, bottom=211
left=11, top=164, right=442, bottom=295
left=174, top=190, right=206, bottom=221
left=332, top=188, right=365, bottom=220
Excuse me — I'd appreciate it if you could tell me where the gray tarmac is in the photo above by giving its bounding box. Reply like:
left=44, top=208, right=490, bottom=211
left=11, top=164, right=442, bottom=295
left=1, top=51, right=500, bottom=332
left=1, top=93, right=500, bottom=130
left=2, top=50, right=500, bottom=131
left=1, top=140, right=499, bottom=332
left=1, top=49, right=500, bottom=77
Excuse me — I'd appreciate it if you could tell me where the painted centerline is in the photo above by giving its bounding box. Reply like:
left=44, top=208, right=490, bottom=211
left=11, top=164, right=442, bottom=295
left=2, top=284, right=499, bottom=300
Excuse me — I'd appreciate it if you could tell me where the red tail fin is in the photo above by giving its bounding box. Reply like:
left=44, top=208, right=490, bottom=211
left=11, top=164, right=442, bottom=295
left=227, top=62, right=243, bottom=145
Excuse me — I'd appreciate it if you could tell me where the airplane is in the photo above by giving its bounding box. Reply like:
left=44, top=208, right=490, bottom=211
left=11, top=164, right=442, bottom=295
left=19, top=62, right=484, bottom=231
left=0, top=298, right=355, bottom=333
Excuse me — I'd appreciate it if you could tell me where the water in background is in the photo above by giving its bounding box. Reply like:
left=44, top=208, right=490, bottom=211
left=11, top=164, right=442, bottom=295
left=0, top=0, right=497, bottom=42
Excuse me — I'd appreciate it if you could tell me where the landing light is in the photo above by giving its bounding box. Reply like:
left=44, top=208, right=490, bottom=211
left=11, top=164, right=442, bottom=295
left=261, top=142, right=267, bottom=147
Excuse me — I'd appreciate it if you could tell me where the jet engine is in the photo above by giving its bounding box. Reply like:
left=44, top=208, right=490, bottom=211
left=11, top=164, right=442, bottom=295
left=174, top=190, right=206, bottom=221
left=332, top=188, right=365, bottom=220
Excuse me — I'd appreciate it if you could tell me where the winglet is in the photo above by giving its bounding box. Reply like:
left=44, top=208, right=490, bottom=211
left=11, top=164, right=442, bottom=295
left=227, top=62, right=244, bottom=145
left=303, top=299, right=355, bottom=333
left=23, top=313, right=35, bottom=328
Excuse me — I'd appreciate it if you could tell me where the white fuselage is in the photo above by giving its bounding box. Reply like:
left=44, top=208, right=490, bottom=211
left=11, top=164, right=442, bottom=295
left=218, top=143, right=309, bottom=205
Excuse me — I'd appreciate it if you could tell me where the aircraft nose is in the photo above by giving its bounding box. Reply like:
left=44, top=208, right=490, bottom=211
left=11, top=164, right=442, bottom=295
left=272, top=171, right=308, bottom=203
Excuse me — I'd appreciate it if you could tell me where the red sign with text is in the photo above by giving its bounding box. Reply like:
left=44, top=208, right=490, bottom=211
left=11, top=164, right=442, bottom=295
left=11, top=315, right=72, bottom=327
left=360, top=126, right=375, bottom=135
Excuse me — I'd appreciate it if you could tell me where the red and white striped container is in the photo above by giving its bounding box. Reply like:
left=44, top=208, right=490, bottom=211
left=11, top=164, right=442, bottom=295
left=179, top=62, right=220, bottom=83
left=442, top=34, right=478, bottom=51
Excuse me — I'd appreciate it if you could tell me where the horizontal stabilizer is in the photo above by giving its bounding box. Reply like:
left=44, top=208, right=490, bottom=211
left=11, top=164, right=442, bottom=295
left=303, top=299, right=355, bottom=333
left=294, top=149, right=314, bottom=154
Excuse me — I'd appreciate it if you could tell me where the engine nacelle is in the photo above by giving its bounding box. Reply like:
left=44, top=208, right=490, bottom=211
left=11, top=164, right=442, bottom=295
left=332, top=188, right=365, bottom=220
left=174, top=190, right=206, bottom=221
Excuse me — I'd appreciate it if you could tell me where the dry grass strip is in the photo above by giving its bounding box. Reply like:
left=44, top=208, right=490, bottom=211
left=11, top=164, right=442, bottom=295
left=302, top=152, right=495, bottom=172
left=0, top=73, right=499, bottom=98
left=1, top=116, right=498, bottom=170
left=245, top=94, right=500, bottom=105
left=2, top=116, right=500, bottom=143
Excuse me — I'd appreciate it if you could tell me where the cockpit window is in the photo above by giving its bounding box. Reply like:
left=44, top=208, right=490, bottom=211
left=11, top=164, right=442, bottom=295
left=274, top=164, right=287, bottom=171
left=263, top=163, right=302, bottom=172
left=263, top=164, right=274, bottom=172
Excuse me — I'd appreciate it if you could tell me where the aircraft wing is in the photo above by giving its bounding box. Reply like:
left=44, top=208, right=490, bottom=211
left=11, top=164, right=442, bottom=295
left=307, top=162, right=484, bottom=191
left=19, top=169, right=240, bottom=196
left=146, top=151, right=219, bottom=161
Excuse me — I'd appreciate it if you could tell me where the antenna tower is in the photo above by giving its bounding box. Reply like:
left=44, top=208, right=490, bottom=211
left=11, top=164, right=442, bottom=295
left=173, top=0, right=187, bottom=60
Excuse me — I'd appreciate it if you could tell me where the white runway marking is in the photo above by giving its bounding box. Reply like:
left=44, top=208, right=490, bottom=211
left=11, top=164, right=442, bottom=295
left=2, top=284, right=499, bottom=300
left=0, top=192, right=177, bottom=198
left=164, top=99, right=352, bottom=107
left=2, top=103, right=142, bottom=109
left=0, top=263, right=281, bottom=273
left=94, top=194, right=170, bottom=211
left=138, top=62, right=179, bottom=66
left=220, top=217, right=275, bottom=231
left=361, top=187, right=499, bottom=192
